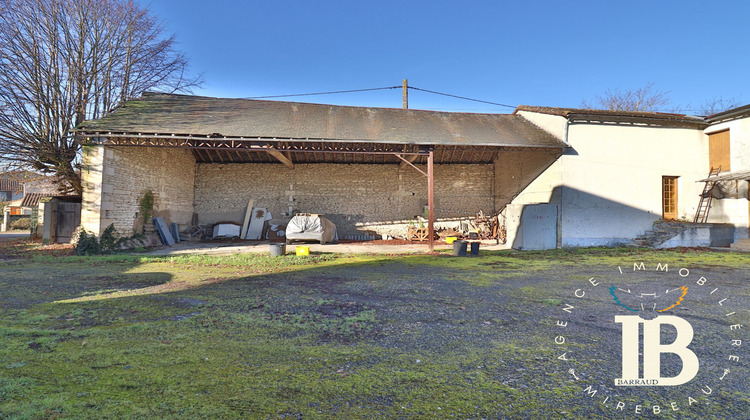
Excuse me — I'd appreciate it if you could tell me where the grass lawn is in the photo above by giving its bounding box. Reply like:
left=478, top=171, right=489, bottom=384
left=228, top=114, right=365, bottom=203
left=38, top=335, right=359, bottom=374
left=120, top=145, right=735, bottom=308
left=0, top=241, right=748, bottom=419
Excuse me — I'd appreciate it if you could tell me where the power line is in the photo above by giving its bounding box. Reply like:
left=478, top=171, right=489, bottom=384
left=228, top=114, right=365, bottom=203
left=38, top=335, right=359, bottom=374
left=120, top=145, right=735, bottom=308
left=408, top=86, right=516, bottom=109
left=245, top=86, right=400, bottom=99
left=244, top=83, right=518, bottom=110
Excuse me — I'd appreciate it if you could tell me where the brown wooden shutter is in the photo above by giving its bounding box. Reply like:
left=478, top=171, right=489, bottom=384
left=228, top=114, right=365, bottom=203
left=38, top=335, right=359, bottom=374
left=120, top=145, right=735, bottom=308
left=709, top=130, right=730, bottom=171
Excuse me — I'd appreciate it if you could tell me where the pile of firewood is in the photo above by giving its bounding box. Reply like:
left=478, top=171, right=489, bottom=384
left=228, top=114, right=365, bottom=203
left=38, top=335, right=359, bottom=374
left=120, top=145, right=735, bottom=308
left=435, top=211, right=507, bottom=244
left=458, top=211, right=503, bottom=242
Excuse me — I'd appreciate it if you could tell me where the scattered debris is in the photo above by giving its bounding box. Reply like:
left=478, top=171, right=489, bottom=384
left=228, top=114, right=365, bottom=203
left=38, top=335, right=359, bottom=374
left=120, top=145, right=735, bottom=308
left=285, top=214, right=337, bottom=245
left=169, top=222, right=180, bottom=243
left=244, top=207, right=270, bottom=240
left=213, top=222, right=242, bottom=239
left=406, top=210, right=507, bottom=243
left=240, top=199, right=255, bottom=239
left=153, top=217, right=175, bottom=245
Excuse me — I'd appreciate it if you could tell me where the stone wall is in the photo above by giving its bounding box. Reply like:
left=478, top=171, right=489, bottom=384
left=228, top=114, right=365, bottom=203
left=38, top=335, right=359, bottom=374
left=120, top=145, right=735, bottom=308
left=81, top=145, right=195, bottom=236
left=80, top=145, right=105, bottom=235
left=194, top=163, right=494, bottom=237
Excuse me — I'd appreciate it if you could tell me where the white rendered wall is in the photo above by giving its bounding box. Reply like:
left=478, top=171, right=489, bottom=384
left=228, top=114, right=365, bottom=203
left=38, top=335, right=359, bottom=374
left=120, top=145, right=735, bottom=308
left=559, top=123, right=707, bottom=246
left=504, top=112, right=566, bottom=248
left=513, top=111, right=708, bottom=247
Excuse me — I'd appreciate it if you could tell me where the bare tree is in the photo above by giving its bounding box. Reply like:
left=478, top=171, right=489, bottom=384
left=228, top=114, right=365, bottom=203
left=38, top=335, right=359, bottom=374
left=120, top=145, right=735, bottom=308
left=581, top=83, right=675, bottom=112
left=698, top=97, right=743, bottom=116
left=0, top=0, right=201, bottom=194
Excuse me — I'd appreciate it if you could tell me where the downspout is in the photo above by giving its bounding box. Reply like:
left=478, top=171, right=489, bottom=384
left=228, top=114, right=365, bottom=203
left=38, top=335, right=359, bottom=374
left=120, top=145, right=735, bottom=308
left=557, top=118, right=570, bottom=248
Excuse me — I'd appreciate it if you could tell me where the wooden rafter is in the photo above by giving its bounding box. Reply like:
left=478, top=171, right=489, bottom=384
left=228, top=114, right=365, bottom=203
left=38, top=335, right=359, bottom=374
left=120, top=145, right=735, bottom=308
left=80, top=133, right=561, bottom=165
left=194, top=148, right=208, bottom=162
left=264, top=146, right=294, bottom=168
left=458, top=147, right=468, bottom=162
left=398, top=145, right=419, bottom=169
left=395, top=154, right=427, bottom=177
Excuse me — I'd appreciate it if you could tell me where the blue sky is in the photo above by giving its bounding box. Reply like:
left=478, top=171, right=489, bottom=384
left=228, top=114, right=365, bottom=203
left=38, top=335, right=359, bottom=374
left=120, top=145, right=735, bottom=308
left=146, top=0, right=750, bottom=114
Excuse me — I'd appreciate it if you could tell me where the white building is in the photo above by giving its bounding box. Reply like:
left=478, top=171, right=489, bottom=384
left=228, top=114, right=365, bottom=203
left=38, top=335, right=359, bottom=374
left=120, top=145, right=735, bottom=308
left=506, top=106, right=749, bottom=249
left=700, top=106, right=750, bottom=237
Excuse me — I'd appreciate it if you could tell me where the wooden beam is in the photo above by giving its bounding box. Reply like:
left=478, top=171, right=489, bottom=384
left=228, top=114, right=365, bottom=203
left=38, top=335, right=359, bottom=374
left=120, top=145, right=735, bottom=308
left=399, top=153, right=419, bottom=169
left=265, top=147, right=294, bottom=168
left=395, top=154, right=427, bottom=177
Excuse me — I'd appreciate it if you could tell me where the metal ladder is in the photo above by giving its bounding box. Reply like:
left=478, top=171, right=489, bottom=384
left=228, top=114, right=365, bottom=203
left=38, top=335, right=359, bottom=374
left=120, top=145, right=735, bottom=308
left=693, top=166, right=721, bottom=223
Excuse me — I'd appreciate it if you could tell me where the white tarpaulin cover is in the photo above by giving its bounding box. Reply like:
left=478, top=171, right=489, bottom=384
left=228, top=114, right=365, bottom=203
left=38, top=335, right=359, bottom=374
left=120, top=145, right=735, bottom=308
left=285, top=215, right=337, bottom=244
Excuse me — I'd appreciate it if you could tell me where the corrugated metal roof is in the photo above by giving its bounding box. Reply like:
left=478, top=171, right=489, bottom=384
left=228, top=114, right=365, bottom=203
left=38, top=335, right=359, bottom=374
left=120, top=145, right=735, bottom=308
left=20, top=192, right=43, bottom=207
left=77, top=93, right=566, bottom=148
left=19, top=193, right=79, bottom=207
left=698, top=170, right=750, bottom=182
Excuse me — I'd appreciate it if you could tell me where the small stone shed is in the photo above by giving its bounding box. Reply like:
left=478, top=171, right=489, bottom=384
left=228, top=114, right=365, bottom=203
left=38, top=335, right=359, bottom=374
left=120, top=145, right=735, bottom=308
left=75, top=93, right=566, bottom=241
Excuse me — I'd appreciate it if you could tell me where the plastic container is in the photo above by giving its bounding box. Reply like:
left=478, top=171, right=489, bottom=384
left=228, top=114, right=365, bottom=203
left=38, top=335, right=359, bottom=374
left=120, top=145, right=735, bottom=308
left=269, top=243, right=286, bottom=257
left=452, top=240, right=468, bottom=256
left=296, top=245, right=310, bottom=256
left=445, top=236, right=458, bottom=244
left=470, top=241, right=480, bottom=256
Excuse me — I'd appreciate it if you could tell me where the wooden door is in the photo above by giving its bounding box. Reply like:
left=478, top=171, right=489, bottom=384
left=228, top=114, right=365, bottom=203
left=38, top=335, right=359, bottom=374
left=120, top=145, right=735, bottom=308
left=55, top=202, right=81, bottom=243
left=662, top=176, right=678, bottom=220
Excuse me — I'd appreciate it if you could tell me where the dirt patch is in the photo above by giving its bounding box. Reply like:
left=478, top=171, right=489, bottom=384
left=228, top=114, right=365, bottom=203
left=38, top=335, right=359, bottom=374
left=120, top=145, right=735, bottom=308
left=0, top=237, right=74, bottom=258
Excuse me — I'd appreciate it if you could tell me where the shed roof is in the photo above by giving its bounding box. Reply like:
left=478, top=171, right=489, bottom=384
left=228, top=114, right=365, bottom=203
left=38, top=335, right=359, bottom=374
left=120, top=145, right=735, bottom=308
left=77, top=93, right=565, bottom=149
left=706, top=103, right=750, bottom=123
left=20, top=192, right=43, bottom=207
left=515, top=105, right=708, bottom=127
left=698, top=170, right=750, bottom=182
left=0, top=177, right=21, bottom=193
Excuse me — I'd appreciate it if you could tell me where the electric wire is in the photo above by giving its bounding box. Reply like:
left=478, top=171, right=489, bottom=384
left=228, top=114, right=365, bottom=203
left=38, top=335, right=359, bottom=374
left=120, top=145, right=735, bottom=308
left=245, top=86, right=400, bottom=99
left=408, top=86, right=516, bottom=109
left=244, top=84, right=518, bottom=110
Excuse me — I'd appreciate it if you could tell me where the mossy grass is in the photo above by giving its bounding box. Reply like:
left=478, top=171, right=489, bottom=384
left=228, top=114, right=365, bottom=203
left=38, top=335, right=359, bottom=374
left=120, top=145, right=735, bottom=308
left=0, top=247, right=748, bottom=418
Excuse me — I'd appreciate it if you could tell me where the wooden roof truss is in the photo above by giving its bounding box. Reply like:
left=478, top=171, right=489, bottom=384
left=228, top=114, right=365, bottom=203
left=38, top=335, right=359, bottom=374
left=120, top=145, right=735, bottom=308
left=78, top=132, right=558, bottom=166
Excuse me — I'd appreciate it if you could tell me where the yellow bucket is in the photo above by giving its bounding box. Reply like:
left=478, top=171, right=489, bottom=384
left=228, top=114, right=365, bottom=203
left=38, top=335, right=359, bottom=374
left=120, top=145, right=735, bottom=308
left=445, top=236, right=458, bottom=244
left=296, top=245, right=310, bottom=256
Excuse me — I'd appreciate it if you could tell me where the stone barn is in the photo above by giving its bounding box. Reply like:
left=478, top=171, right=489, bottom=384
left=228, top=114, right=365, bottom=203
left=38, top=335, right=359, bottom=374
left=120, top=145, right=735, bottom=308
left=75, top=93, right=566, bottom=243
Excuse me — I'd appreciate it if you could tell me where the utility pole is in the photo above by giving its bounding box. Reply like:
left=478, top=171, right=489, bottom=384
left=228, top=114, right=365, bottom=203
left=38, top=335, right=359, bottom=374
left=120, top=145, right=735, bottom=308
left=402, top=79, right=408, bottom=109
left=400, top=78, right=433, bottom=253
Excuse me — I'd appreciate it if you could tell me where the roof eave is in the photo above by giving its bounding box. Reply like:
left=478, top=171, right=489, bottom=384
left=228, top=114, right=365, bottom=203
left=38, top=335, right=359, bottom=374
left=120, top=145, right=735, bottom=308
left=516, top=106, right=708, bottom=128
left=707, top=104, right=750, bottom=123
left=75, top=131, right=567, bottom=149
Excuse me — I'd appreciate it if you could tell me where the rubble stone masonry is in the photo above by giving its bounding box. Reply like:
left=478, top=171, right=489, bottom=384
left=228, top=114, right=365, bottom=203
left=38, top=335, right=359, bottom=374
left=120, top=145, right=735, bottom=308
left=81, top=145, right=195, bottom=236
left=83, top=148, right=496, bottom=239
left=194, top=163, right=494, bottom=237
